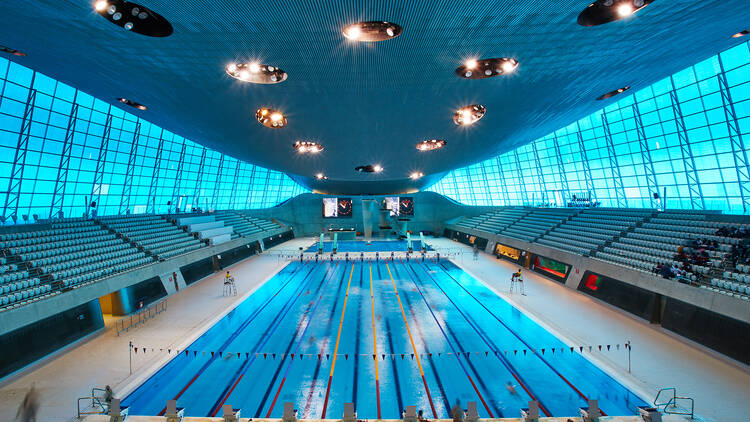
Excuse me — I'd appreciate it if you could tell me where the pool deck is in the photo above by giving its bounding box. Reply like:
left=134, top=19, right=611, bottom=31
left=81, top=416, right=692, bottom=422
left=1, top=236, right=749, bottom=422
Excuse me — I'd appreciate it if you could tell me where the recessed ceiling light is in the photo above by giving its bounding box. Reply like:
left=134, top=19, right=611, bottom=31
left=94, top=0, right=172, bottom=37
left=732, top=29, right=750, bottom=38
left=226, top=62, right=287, bottom=84
left=455, top=58, right=517, bottom=79
left=597, top=85, right=630, bottom=100
left=117, top=97, right=147, bottom=110
left=453, top=104, right=486, bottom=126
left=355, top=164, right=384, bottom=173
left=578, top=0, right=653, bottom=26
left=416, top=139, right=447, bottom=151
left=409, top=171, right=424, bottom=180
left=0, top=45, right=26, bottom=57
left=293, top=140, right=324, bottom=154
left=343, top=21, right=402, bottom=42
left=315, top=173, right=328, bottom=180
left=256, top=108, right=287, bottom=128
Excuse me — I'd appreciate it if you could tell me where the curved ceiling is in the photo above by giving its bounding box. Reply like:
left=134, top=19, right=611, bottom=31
left=0, top=0, right=747, bottom=194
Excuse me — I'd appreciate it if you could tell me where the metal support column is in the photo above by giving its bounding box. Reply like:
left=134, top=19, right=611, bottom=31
left=49, top=93, right=78, bottom=220
left=632, top=100, right=660, bottom=209
left=146, top=129, right=164, bottom=214
left=495, top=156, right=512, bottom=206
left=171, top=141, right=186, bottom=208
left=531, top=141, right=547, bottom=204
left=3, top=82, right=37, bottom=223
left=669, top=77, right=704, bottom=210
left=90, top=107, right=113, bottom=215
left=552, top=132, right=570, bottom=206
left=244, top=164, right=257, bottom=208
left=600, top=110, right=627, bottom=208
left=260, top=168, right=271, bottom=207
left=576, top=124, right=596, bottom=202
left=119, top=120, right=141, bottom=215
left=513, top=149, right=529, bottom=205
left=227, top=161, right=240, bottom=209
left=194, top=147, right=207, bottom=209
left=717, top=55, right=750, bottom=213
left=211, top=154, right=225, bottom=210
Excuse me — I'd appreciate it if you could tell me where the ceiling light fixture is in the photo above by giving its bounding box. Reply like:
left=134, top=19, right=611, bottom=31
left=117, top=97, right=147, bottom=110
left=226, top=62, right=287, bottom=84
left=453, top=104, right=486, bottom=126
left=409, top=171, right=424, bottom=180
left=455, top=58, right=518, bottom=79
left=293, top=140, right=324, bottom=154
left=315, top=173, right=328, bottom=180
left=416, top=139, right=447, bottom=151
left=577, top=0, right=653, bottom=26
left=596, top=85, right=630, bottom=100
left=343, top=21, right=402, bottom=42
left=732, top=29, right=750, bottom=38
left=355, top=164, right=384, bottom=173
left=0, top=45, right=26, bottom=57
left=256, top=108, right=287, bottom=128
left=94, top=0, right=173, bottom=37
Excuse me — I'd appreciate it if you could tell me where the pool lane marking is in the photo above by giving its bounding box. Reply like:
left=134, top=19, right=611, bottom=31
left=432, top=260, right=601, bottom=416
left=391, top=262, right=454, bottom=416
left=399, top=260, right=495, bottom=418
left=378, top=260, right=405, bottom=414
left=156, top=260, right=309, bottom=416
left=320, top=263, right=356, bottom=418
left=301, top=263, right=349, bottom=418
left=369, top=261, right=382, bottom=419
left=263, top=259, right=342, bottom=417
left=385, top=262, right=438, bottom=419
left=207, top=261, right=336, bottom=417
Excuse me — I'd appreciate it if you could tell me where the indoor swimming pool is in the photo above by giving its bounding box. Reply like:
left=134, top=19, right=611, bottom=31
left=306, top=240, right=433, bottom=253
left=123, top=251, right=646, bottom=418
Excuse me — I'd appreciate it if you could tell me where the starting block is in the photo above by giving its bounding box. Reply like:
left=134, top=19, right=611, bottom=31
left=579, top=399, right=601, bottom=422
left=466, top=401, right=479, bottom=422
left=283, top=402, right=297, bottom=422
left=222, top=404, right=240, bottom=422
left=520, top=400, right=539, bottom=422
left=164, top=400, right=184, bottom=422
left=343, top=403, right=357, bottom=422
left=108, top=398, right=129, bottom=422
left=638, top=406, right=663, bottom=422
left=403, top=405, right=418, bottom=422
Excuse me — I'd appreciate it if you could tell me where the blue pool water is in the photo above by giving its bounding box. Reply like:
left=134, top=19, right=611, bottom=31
left=306, top=240, right=433, bottom=253
left=124, top=256, right=646, bottom=418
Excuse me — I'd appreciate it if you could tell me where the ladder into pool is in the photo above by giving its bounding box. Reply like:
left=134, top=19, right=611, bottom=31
left=654, top=387, right=695, bottom=419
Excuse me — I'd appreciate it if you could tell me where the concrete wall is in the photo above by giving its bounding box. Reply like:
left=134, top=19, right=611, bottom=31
left=242, top=192, right=496, bottom=237
left=448, top=224, right=750, bottom=326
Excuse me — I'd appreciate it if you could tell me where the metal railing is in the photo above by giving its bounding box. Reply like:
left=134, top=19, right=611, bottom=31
left=116, top=298, right=167, bottom=336
left=654, top=387, right=694, bottom=419
left=76, top=395, right=106, bottom=418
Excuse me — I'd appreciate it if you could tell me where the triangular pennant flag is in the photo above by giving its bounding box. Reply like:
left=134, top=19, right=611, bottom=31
left=193, top=351, right=197, bottom=357
left=485, top=351, right=488, bottom=356
left=382, top=354, right=385, bottom=360
left=588, top=346, right=592, bottom=352
left=438, top=353, right=441, bottom=357
left=541, top=349, right=545, bottom=354
left=523, top=349, right=527, bottom=356
left=246, top=352, right=249, bottom=359
left=160, top=349, right=163, bottom=352
left=607, top=345, right=611, bottom=351
left=616, top=344, right=620, bottom=350
left=291, top=354, right=295, bottom=360
left=579, top=346, right=583, bottom=353
left=219, top=351, right=223, bottom=357
left=318, top=354, right=321, bottom=360
left=326, top=354, right=329, bottom=360
left=465, top=352, right=470, bottom=358
left=143, top=349, right=147, bottom=354
left=237, top=352, right=240, bottom=358
left=345, top=354, right=348, bottom=360
left=598, top=345, right=602, bottom=351
left=401, top=354, right=404, bottom=360
left=264, top=353, right=267, bottom=359
left=514, top=350, right=517, bottom=355
left=168, top=349, right=171, bottom=354
left=185, top=350, right=188, bottom=356
left=211, top=352, right=214, bottom=357
left=272, top=353, right=276, bottom=359
left=552, top=348, right=555, bottom=354
left=428, top=353, right=432, bottom=357
left=134, top=347, right=138, bottom=354
left=571, top=347, right=575, bottom=353
left=151, top=348, right=154, bottom=352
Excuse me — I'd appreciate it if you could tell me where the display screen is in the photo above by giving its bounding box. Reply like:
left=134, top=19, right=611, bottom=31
left=323, top=198, right=352, bottom=218
left=384, top=196, right=414, bottom=216
left=399, top=197, right=414, bottom=216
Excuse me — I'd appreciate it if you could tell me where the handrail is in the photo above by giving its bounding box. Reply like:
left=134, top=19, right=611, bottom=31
left=654, top=387, right=676, bottom=408
left=90, top=387, right=106, bottom=408
left=116, top=298, right=167, bottom=336
left=664, top=396, right=695, bottom=419
left=77, top=396, right=106, bottom=418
